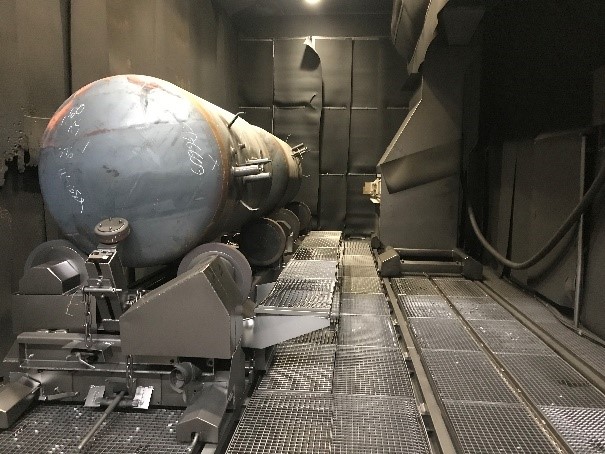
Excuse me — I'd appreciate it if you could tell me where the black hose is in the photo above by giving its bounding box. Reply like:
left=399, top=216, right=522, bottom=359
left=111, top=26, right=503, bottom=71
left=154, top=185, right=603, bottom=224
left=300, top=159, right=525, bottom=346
left=468, top=160, right=605, bottom=270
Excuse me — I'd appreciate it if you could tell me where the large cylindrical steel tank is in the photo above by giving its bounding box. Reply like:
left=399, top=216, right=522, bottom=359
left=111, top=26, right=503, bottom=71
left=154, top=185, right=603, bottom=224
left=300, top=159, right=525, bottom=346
left=39, top=75, right=302, bottom=267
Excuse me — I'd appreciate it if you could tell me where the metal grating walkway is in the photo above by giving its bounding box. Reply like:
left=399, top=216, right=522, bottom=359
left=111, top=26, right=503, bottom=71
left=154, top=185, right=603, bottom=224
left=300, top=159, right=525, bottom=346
left=227, top=234, right=430, bottom=454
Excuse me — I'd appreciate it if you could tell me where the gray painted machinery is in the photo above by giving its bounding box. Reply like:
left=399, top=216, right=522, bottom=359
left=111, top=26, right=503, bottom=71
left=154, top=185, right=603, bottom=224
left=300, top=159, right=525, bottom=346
left=0, top=75, right=325, bottom=449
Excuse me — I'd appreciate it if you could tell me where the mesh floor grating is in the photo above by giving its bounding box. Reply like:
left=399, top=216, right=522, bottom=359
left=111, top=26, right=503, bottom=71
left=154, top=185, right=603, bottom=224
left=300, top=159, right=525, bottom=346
left=260, top=279, right=334, bottom=311
left=293, top=247, right=340, bottom=261
left=0, top=404, right=187, bottom=454
left=392, top=277, right=440, bottom=296
left=341, top=276, right=383, bottom=294
left=279, top=260, right=338, bottom=280
left=333, top=395, right=429, bottom=454
left=409, top=318, right=480, bottom=351
left=421, top=350, right=518, bottom=404
left=468, top=319, right=556, bottom=355
left=341, top=264, right=378, bottom=277
left=497, top=353, right=605, bottom=408
left=341, top=255, right=375, bottom=267
left=398, top=295, right=456, bottom=318
left=307, top=230, right=342, bottom=238
left=450, top=297, right=515, bottom=321
left=301, top=236, right=341, bottom=248
left=444, top=401, right=559, bottom=453
left=343, top=241, right=372, bottom=255
left=283, top=325, right=338, bottom=345
left=259, top=344, right=336, bottom=393
left=226, top=392, right=332, bottom=454
left=333, top=346, right=414, bottom=397
left=433, top=278, right=487, bottom=297
left=540, top=406, right=605, bottom=453
left=338, top=315, right=399, bottom=348
left=340, top=293, right=391, bottom=316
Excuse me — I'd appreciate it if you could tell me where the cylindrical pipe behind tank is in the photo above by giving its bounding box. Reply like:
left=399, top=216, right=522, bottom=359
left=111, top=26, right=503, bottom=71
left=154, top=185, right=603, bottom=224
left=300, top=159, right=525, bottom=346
left=39, top=75, right=301, bottom=267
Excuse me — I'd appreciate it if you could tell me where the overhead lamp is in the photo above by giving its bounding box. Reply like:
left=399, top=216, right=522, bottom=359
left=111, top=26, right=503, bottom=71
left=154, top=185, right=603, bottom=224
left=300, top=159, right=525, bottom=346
left=305, top=0, right=321, bottom=5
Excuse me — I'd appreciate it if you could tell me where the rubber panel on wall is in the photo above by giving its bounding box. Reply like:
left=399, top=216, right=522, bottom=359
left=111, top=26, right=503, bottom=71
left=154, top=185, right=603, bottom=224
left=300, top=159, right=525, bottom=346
left=320, top=108, right=350, bottom=174
left=315, top=38, right=352, bottom=108
left=352, top=39, right=380, bottom=108
left=349, top=109, right=380, bottom=173
left=274, top=39, right=322, bottom=109
left=274, top=107, right=321, bottom=152
left=346, top=174, right=377, bottom=234
left=238, top=40, right=274, bottom=107
left=240, top=107, right=273, bottom=133
left=319, top=174, right=347, bottom=230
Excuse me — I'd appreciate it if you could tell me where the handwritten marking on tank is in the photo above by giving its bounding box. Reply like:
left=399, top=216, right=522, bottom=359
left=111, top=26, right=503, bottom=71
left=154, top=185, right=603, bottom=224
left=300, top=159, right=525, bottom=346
left=182, top=124, right=206, bottom=175
left=60, top=103, right=86, bottom=137
left=59, top=167, right=85, bottom=214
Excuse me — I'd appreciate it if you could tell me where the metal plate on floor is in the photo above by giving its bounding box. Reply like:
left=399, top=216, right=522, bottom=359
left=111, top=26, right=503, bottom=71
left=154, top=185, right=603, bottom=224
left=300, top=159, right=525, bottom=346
left=0, top=405, right=187, bottom=453
left=333, top=395, right=429, bottom=453
left=307, top=230, right=342, bottom=238
left=293, top=247, right=340, bottom=261
left=341, top=276, right=383, bottom=294
left=259, top=344, right=336, bottom=393
left=497, top=353, right=605, bottom=408
left=338, top=315, right=398, bottom=348
left=333, top=346, right=414, bottom=397
left=343, top=241, right=372, bottom=255
left=409, top=318, right=480, bottom=352
left=279, top=260, right=338, bottom=280
left=342, top=255, right=375, bottom=267
left=301, top=236, right=341, bottom=248
left=341, top=264, right=378, bottom=277
left=392, top=277, right=440, bottom=296
left=340, top=293, right=391, bottom=315
left=540, top=406, right=605, bottom=453
left=443, top=401, right=559, bottom=453
left=468, top=319, right=556, bottom=355
left=450, top=298, right=515, bottom=321
left=226, top=392, right=332, bottom=454
left=433, top=278, right=487, bottom=297
left=421, top=350, right=518, bottom=404
left=398, top=295, right=455, bottom=318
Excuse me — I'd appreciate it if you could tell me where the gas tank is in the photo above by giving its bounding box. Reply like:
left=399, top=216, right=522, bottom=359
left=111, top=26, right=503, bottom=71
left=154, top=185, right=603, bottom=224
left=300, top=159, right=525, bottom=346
left=39, top=75, right=301, bottom=267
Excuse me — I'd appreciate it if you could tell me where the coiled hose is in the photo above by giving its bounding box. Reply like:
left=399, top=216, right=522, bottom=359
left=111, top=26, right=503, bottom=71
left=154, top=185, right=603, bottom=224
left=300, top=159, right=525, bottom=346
left=468, top=160, right=605, bottom=270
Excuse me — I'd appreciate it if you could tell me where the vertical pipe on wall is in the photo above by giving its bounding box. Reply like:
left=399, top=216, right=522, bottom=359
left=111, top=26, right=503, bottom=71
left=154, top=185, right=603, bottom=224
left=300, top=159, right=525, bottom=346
left=574, top=135, right=586, bottom=328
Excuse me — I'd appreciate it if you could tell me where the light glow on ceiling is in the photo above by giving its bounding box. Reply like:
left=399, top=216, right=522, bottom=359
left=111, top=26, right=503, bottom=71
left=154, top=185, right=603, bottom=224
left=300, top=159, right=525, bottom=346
left=305, top=0, right=321, bottom=5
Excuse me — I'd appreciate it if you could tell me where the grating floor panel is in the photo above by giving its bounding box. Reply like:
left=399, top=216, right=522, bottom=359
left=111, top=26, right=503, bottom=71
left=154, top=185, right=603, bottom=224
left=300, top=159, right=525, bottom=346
left=301, top=236, right=341, bottom=248
left=444, top=401, right=559, bottom=453
left=338, top=315, right=399, bottom=348
left=497, top=353, right=605, bottom=408
left=450, top=297, right=515, bottom=321
left=279, top=260, right=338, bottom=280
left=398, top=295, right=455, bottom=318
left=333, top=395, right=429, bottom=454
left=333, top=346, right=414, bottom=397
left=226, top=392, right=332, bottom=454
left=343, top=241, right=372, bottom=255
left=421, top=350, right=518, bottom=404
left=260, top=278, right=334, bottom=310
left=341, top=276, right=383, bottom=294
left=409, top=318, right=480, bottom=352
left=293, top=247, right=340, bottom=261
left=433, top=278, right=488, bottom=297
left=341, top=255, right=375, bottom=267
left=540, top=406, right=605, bottom=453
left=392, top=277, right=440, bottom=296
left=340, top=293, right=391, bottom=316
left=469, top=319, right=556, bottom=355
left=341, top=264, right=378, bottom=277
left=283, top=325, right=338, bottom=345
left=0, top=405, right=187, bottom=454
left=259, top=344, right=336, bottom=393
left=307, top=230, right=342, bottom=238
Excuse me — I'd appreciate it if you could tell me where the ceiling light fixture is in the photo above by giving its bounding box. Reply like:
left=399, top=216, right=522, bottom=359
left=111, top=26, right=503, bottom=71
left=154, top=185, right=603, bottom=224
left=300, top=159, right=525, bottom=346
left=305, top=0, right=321, bottom=5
